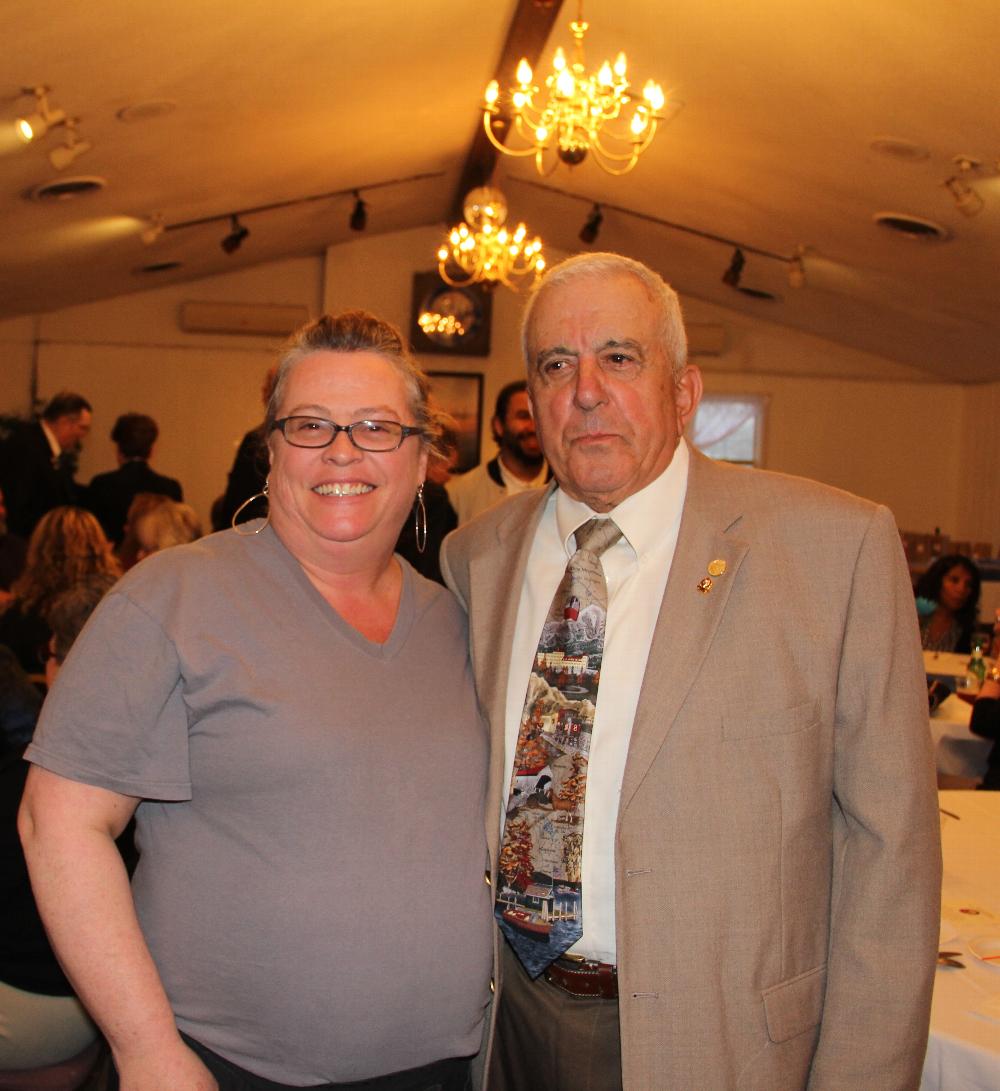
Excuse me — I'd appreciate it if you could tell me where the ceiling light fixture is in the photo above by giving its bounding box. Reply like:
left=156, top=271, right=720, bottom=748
left=47, top=118, right=91, bottom=171
left=482, top=1, right=667, bottom=176
left=140, top=213, right=166, bottom=246
left=437, top=186, right=545, bottom=291
left=579, top=203, right=603, bottom=245
left=510, top=178, right=807, bottom=297
left=349, top=191, right=367, bottom=231
left=221, top=214, right=249, bottom=254
left=15, top=86, right=67, bottom=143
left=788, top=247, right=806, bottom=289
left=722, top=248, right=745, bottom=288
left=944, top=157, right=984, bottom=217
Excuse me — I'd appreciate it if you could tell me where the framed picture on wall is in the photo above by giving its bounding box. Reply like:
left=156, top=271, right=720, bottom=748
left=410, top=272, right=492, bottom=357
left=426, top=371, right=483, bottom=474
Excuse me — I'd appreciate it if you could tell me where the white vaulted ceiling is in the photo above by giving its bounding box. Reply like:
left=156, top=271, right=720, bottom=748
left=3, top=0, right=998, bottom=381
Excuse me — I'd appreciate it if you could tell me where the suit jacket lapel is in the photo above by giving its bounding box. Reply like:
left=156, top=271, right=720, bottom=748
left=619, top=452, right=749, bottom=812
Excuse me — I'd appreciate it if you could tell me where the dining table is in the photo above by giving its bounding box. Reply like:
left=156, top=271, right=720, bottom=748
left=925, top=652, right=993, bottom=780
left=921, top=790, right=1000, bottom=1090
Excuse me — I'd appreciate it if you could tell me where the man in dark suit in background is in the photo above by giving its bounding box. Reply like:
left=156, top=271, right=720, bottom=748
left=85, top=413, right=183, bottom=545
left=0, top=392, right=92, bottom=539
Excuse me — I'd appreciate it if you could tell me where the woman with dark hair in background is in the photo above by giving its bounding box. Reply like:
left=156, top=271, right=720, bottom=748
left=914, top=553, right=981, bottom=654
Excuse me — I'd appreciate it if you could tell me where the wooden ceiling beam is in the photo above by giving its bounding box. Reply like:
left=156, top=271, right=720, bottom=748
left=448, top=0, right=565, bottom=222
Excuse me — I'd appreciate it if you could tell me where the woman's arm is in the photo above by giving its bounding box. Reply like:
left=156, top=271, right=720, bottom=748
left=18, top=766, right=216, bottom=1090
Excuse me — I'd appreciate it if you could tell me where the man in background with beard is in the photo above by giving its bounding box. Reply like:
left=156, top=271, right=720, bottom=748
left=447, top=380, right=548, bottom=526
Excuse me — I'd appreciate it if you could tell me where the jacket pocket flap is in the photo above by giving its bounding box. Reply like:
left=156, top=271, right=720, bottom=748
left=723, top=699, right=819, bottom=740
left=762, top=964, right=826, bottom=1043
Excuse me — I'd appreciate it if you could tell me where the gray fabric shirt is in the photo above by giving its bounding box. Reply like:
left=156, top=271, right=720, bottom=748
left=26, top=525, right=492, bottom=1085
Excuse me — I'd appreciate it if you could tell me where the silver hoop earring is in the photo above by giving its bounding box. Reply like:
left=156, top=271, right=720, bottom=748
left=231, top=479, right=270, bottom=536
left=414, top=483, right=428, bottom=555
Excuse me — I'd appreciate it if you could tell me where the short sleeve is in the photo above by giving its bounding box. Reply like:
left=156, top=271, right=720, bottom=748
left=25, top=590, right=192, bottom=800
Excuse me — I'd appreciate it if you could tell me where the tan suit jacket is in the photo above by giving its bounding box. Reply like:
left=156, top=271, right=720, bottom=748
left=441, top=449, right=941, bottom=1090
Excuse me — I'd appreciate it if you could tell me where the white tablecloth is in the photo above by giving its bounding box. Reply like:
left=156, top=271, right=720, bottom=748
left=921, top=790, right=1000, bottom=1090
left=932, top=696, right=992, bottom=779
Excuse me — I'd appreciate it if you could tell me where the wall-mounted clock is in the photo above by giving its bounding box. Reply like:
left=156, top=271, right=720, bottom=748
left=409, top=272, right=492, bottom=357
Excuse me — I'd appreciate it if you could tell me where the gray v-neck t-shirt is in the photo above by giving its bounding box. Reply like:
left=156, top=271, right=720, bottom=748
left=27, top=524, right=492, bottom=1084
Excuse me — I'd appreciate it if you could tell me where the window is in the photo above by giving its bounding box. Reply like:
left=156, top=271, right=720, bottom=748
left=691, top=395, right=766, bottom=466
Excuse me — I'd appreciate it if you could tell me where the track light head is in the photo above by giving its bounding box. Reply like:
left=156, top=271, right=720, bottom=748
left=221, top=214, right=249, bottom=254
left=349, top=191, right=367, bottom=232
left=15, top=86, right=66, bottom=143
left=47, top=119, right=91, bottom=170
left=579, top=203, right=603, bottom=245
left=788, top=249, right=806, bottom=289
left=141, top=213, right=166, bottom=246
left=722, top=247, right=745, bottom=288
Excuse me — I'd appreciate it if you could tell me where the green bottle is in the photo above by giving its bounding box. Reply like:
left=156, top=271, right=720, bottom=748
left=967, top=644, right=986, bottom=688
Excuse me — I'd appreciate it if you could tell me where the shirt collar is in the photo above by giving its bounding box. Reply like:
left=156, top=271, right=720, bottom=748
left=40, top=420, right=62, bottom=461
left=554, top=437, right=690, bottom=559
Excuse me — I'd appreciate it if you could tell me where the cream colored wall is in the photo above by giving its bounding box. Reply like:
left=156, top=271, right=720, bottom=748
left=1, top=257, right=324, bottom=529
left=1, top=228, right=988, bottom=553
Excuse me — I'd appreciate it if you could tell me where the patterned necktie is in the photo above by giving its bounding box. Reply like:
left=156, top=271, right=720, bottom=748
left=496, top=516, right=623, bottom=977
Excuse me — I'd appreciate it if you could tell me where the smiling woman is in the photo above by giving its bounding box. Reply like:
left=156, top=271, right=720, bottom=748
left=18, top=312, right=493, bottom=1090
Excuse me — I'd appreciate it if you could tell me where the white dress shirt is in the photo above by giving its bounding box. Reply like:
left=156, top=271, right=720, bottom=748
left=502, top=439, right=690, bottom=963
left=497, top=456, right=548, bottom=496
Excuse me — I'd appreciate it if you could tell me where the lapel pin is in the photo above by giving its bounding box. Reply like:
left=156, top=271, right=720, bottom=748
left=707, top=558, right=727, bottom=577
left=697, top=577, right=713, bottom=593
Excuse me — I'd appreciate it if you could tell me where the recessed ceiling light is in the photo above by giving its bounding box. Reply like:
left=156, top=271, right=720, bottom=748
left=116, top=99, right=177, bottom=123
left=25, top=176, right=107, bottom=202
left=869, top=137, right=930, bottom=162
left=873, top=212, right=950, bottom=241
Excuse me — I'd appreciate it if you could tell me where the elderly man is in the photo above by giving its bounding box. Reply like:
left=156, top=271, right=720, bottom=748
left=441, top=253, right=940, bottom=1090
left=0, top=392, right=92, bottom=539
left=447, top=380, right=547, bottom=525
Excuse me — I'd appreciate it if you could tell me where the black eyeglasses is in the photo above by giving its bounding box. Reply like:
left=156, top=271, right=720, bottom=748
left=272, top=416, right=424, bottom=452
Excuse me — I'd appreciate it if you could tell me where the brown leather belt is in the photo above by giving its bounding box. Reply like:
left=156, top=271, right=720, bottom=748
left=544, top=956, right=618, bottom=1000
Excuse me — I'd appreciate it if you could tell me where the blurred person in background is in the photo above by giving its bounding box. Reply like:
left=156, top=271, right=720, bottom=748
left=132, top=500, right=202, bottom=561
left=0, top=578, right=114, bottom=1070
left=914, top=553, right=981, bottom=653
left=86, top=413, right=183, bottom=546
left=216, top=365, right=278, bottom=530
left=395, top=415, right=458, bottom=584
left=0, top=488, right=27, bottom=611
left=0, top=393, right=92, bottom=539
left=0, top=507, right=119, bottom=674
left=447, top=380, right=547, bottom=525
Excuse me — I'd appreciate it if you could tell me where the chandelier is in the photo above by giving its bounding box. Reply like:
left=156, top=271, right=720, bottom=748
left=482, top=2, right=667, bottom=176
left=437, top=187, right=546, bottom=291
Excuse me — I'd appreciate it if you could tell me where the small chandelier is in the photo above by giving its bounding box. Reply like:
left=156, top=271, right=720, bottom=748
left=482, top=2, right=666, bottom=176
left=437, top=187, right=545, bottom=291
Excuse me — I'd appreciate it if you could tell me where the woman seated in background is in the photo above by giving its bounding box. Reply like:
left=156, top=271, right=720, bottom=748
left=133, top=499, right=202, bottom=560
left=914, top=553, right=981, bottom=653
left=19, top=311, right=492, bottom=1091
left=116, top=492, right=172, bottom=571
left=0, top=506, right=120, bottom=674
left=0, top=578, right=113, bottom=1070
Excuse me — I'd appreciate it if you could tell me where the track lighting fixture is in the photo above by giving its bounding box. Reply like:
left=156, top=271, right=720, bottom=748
left=722, top=248, right=744, bottom=287
left=140, top=213, right=166, bottom=246
left=349, top=191, right=367, bottom=231
left=15, top=86, right=66, bottom=143
left=221, top=214, right=249, bottom=254
left=944, top=158, right=984, bottom=217
left=579, top=203, right=603, bottom=245
left=48, top=118, right=91, bottom=171
left=788, top=247, right=806, bottom=289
